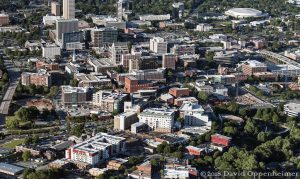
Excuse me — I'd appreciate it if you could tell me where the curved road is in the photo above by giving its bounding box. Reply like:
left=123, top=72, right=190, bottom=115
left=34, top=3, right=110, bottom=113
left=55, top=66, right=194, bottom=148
left=0, top=51, right=20, bottom=124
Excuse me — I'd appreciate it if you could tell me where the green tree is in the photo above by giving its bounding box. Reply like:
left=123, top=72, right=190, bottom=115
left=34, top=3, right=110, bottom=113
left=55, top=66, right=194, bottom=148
left=223, top=126, right=237, bottom=136
left=272, top=113, right=279, bottom=123
left=15, top=106, right=39, bottom=121
left=70, top=78, right=79, bottom=87
left=198, top=91, right=209, bottom=103
left=163, top=145, right=171, bottom=154
left=22, top=151, right=32, bottom=161
left=70, top=123, right=85, bottom=137
left=257, top=132, right=269, bottom=142
left=5, top=116, right=19, bottom=129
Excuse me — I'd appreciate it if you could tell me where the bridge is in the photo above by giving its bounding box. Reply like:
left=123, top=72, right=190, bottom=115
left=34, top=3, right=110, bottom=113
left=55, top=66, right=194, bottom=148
left=257, top=50, right=300, bottom=77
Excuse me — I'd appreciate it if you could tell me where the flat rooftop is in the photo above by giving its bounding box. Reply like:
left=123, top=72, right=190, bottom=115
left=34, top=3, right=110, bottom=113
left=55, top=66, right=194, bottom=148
left=284, top=102, right=300, bottom=113
left=61, top=85, right=90, bottom=93
left=141, top=108, right=175, bottom=116
left=71, top=133, right=126, bottom=154
left=0, top=163, right=24, bottom=175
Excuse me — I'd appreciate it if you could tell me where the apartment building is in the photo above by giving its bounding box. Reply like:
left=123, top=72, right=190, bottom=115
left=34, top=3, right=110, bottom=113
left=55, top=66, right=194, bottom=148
left=138, top=108, right=175, bottom=133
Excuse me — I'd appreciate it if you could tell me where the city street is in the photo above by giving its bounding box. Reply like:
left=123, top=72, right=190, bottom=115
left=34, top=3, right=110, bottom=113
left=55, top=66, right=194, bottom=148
left=0, top=50, right=20, bottom=124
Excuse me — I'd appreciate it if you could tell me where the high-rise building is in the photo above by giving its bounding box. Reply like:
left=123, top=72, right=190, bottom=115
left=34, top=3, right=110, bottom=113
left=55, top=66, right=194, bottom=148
left=63, top=0, right=75, bottom=19
left=117, top=0, right=132, bottom=20
left=138, top=108, right=175, bottom=133
left=0, top=14, right=9, bottom=26
left=162, top=54, right=177, bottom=70
left=61, top=85, right=93, bottom=107
left=56, top=19, right=79, bottom=41
left=109, top=42, right=129, bottom=64
left=91, top=27, right=118, bottom=47
left=51, top=2, right=61, bottom=16
left=172, top=2, right=184, bottom=20
left=114, top=112, right=138, bottom=130
left=150, top=37, right=167, bottom=54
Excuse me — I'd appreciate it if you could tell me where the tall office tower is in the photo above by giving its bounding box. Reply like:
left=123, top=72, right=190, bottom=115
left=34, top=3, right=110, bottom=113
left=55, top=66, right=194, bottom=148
left=117, top=0, right=132, bottom=20
left=63, top=0, right=75, bottom=19
left=162, top=54, right=177, bottom=70
left=56, top=19, right=79, bottom=41
left=51, top=2, right=61, bottom=16
left=91, top=27, right=118, bottom=47
left=150, top=37, right=168, bottom=54
left=172, top=2, right=184, bottom=20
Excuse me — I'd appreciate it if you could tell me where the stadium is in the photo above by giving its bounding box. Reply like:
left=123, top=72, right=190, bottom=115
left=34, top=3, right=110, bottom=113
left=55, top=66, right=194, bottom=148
left=225, top=8, right=268, bottom=19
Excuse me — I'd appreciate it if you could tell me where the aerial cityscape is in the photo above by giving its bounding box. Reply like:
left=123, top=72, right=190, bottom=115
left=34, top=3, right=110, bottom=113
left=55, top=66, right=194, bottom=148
left=0, top=0, right=300, bottom=178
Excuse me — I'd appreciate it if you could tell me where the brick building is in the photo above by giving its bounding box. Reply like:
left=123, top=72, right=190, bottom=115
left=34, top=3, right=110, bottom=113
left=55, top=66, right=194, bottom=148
left=36, top=61, right=60, bottom=71
left=0, top=14, right=9, bottom=26
left=241, top=60, right=267, bottom=75
left=21, top=71, right=52, bottom=87
left=211, top=134, right=232, bottom=147
left=124, top=76, right=154, bottom=93
left=169, top=88, right=189, bottom=98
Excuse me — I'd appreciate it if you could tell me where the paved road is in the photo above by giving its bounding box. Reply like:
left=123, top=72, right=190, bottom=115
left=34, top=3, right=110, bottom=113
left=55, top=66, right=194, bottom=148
left=0, top=52, right=20, bottom=124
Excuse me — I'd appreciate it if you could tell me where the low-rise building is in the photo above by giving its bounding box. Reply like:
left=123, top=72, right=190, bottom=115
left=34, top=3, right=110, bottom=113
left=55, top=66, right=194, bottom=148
left=171, top=44, right=195, bottom=56
left=48, top=159, right=71, bottom=169
left=124, top=76, right=155, bottom=93
left=163, top=165, right=198, bottom=179
left=169, top=88, right=189, bottom=98
left=75, top=73, right=112, bottom=88
left=139, top=14, right=170, bottom=21
left=88, top=58, right=118, bottom=74
left=241, top=60, right=267, bottom=75
left=284, top=102, right=300, bottom=118
left=89, top=168, right=109, bottom=177
left=0, top=163, right=24, bottom=176
left=131, top=122, right=148, bottom=134
left=128, top=161, right=152, bottom=179
left=174, top=97, right=198, bottom=107
left=195, top=23, right=213, bottom=32
left=107, top=158, right=128, bottom=170
left=36, top=60, right=60, bottom=71
left=15, top=146, right=41, bottom=156
left=42, top=45, right=61, bottom=58
left=211, top=134, right=231, bottom=147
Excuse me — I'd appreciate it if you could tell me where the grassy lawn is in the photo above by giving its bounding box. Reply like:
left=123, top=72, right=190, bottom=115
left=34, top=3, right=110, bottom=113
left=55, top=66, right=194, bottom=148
left=1, top=139, right=24, bottom=149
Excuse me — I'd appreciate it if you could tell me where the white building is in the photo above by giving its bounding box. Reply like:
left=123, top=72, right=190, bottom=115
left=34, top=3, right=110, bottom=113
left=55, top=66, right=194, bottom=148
left=150, top=37, right=167, bottom=54
left=139, top=14, right=170, bottom=21
left=138, top=108, right=175, bottom=133
left=42, top=45, right=61, bottom=58
left=63, top=0, right=75, bottom=19
left=179, top=102, right=211, bottom=127
left=196, top=23, right=213, bottom=32
left=43, top=15, right=62, bottom=26
left=225, top=8, right=268, bottom=19
left=284, top=102, right=300, bottom=118
left=109, top=42, right=129, bottom=64
left=65, top=133, right=126, bottom=165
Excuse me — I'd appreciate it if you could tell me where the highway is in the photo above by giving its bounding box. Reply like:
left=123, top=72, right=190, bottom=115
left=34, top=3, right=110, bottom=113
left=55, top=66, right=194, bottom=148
left=0, top=51, right=20, bottom=124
